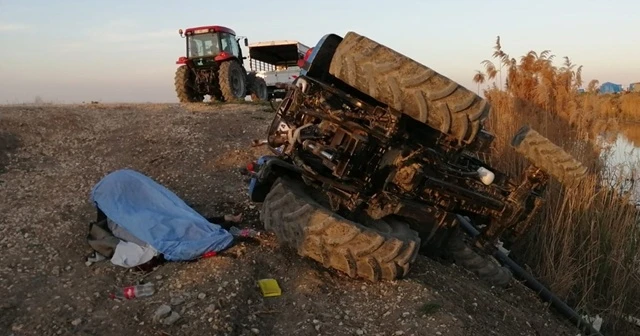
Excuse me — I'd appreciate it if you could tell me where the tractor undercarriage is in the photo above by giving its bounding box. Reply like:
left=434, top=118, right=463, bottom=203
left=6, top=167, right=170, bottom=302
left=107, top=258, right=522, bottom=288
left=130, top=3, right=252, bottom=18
left=186, top=65, right=222, bottom=99
left=265, top=76, right=548, bottom=254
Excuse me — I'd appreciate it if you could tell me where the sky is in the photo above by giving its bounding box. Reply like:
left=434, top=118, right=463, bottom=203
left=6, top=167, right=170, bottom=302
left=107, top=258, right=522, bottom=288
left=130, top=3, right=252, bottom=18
left=0, top=0, right=638, bottom=104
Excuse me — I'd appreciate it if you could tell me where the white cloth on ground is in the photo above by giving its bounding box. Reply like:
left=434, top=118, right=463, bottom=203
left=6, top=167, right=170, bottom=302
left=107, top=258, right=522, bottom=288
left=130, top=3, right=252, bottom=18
left=111, top=241, right=159, bottom=268
left=107, top=218, right=159, bottom=268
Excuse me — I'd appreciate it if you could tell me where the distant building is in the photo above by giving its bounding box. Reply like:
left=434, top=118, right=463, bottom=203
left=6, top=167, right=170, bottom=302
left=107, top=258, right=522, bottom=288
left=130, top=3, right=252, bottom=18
left=599, top=82, right=623, bottom=94
left=630, top=82, right=640, bottom=92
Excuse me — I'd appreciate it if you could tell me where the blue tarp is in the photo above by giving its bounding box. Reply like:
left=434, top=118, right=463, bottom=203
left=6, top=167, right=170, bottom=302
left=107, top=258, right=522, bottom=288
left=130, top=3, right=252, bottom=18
left=90, top=169, right=234, bottom=261
left=599, top=82, right=622, bottom=94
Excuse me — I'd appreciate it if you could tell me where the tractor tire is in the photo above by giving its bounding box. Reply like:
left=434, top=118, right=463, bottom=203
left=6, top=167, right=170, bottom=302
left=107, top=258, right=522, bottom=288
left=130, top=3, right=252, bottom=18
left=174, top=66, right=203, bottom=103
left=260, top=177, right=420, bottom=282
left=510, top=125, right=588, bottom=187
left=328, top=31, right=490, bottom=144
left=446, top=232, right=512, bottom=287
left=218, top=61, right=247, bottom=102
left=247, top=73, right=268, bottom=101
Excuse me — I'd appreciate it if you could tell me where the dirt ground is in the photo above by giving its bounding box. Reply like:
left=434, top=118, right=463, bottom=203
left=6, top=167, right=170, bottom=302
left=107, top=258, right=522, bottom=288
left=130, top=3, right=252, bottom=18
left=0, top=103, right=581, bottom=336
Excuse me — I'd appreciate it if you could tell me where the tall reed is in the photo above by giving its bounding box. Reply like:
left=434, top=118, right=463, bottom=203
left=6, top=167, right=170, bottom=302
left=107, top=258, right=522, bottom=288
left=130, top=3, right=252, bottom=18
left=474, top=37, right=640, bottom=334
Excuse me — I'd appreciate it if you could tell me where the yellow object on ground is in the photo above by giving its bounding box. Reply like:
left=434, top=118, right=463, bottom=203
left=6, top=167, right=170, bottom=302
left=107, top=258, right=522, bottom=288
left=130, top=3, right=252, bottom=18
left=257, top=278, right=281, bottom=297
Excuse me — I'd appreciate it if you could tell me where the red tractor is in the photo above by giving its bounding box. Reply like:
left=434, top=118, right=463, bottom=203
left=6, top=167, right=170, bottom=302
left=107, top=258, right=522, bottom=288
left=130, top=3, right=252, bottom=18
left=174, top=25, right=268, bottom=103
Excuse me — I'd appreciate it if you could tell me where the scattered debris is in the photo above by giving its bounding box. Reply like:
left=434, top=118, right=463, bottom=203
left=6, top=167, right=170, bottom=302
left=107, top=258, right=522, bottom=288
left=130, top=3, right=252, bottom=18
left=257, top=278, right=281, bottom=297
left=170, top=295, right=185, bottom=306
left=163, top=311, right=181, bottom=326
left=110, top=283, right=155, bottom=300
left=153, top=304, right=172, bottom=323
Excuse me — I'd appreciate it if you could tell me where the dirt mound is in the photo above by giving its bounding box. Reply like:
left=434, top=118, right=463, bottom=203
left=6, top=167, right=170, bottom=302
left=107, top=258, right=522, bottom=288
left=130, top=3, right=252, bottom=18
left=0, top=103, right=578, bottom=335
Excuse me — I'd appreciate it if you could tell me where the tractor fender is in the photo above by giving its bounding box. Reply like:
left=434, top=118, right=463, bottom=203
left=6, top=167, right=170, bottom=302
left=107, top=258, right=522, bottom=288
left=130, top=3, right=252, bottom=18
left=214, top=51, right=236, bottom=62
left=300, top=33, right=344, bottom=80
left=176, top=56, right=188, bottom=65
left=248, top=155, right=302, bottom=202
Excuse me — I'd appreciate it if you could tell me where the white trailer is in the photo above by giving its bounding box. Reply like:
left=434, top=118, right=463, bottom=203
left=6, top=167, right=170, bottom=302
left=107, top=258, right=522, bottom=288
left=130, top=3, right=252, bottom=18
left=247, top=40, right=310, bottom=100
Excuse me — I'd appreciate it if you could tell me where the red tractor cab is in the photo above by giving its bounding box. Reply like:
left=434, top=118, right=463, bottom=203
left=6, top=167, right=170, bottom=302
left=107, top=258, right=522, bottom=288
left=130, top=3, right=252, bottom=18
left=174, top=25, right=268, bottom=103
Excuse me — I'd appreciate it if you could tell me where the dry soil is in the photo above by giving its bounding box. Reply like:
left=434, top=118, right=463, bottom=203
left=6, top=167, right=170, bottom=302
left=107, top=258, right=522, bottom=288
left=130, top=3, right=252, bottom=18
left=0, top=103, right=580, bottom=336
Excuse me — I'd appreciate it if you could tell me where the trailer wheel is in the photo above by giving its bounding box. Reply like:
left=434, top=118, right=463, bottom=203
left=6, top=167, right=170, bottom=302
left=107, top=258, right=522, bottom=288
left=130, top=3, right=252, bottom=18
left=247, top=73, right=268, bottom=101
left=511, top=125, right=588, bottom=187
left=218, top=61, right=247, bottom=102
left=260, top=177, right=420, bottom=282
left=174, top=66, right=203, bottom=103
left=328, top=32, right=490, bottom=145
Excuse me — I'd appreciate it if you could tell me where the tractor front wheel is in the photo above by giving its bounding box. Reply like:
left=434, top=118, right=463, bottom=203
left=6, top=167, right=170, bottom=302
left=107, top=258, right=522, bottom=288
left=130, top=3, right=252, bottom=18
left=510, top=125, right=588, bottom=187
left=218, top=61, right=247, bottom=102
left=174, top=66, right=203, bottom=103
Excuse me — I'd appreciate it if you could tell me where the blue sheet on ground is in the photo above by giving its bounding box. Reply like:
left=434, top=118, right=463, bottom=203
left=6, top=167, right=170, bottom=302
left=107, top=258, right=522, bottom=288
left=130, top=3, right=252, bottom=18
left=90, top=169, right=234, bottom=261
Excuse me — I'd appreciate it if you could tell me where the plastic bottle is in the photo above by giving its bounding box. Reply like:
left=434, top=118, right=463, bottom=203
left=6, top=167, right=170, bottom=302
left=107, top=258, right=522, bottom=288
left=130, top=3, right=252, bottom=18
left=110, top=282, right=155, bottom=300
left=229, top=226, right=259, bottom=238
left=201, top=251, right=217, bottom=258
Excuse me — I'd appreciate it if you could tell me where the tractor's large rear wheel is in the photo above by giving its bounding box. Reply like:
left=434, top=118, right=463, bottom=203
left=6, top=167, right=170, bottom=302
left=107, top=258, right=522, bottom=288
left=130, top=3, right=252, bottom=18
left=328, top=32, right=490, bottom=145
left=247, top=72, right=268, bottom=101
left=261, top=177, right=420, bottom=282
left=174, top=66, right=203, bottom=103
left=218, top=61, right=247, bottom=102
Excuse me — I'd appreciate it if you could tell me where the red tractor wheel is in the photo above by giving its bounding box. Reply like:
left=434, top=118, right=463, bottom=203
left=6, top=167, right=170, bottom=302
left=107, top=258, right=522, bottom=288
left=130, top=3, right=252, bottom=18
left=218, top=61, right=246, bottom=102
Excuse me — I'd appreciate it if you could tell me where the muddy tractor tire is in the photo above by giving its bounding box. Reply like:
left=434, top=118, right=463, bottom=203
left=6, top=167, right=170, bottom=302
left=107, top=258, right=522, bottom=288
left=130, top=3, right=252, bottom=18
left=247, top=73, right=269, bottom=101
left=328, top=32, right=490, bottom=145
left=218, top=61, right=247, bottom=102
left=261, top=177, right=420, bottom=282
left=446, top=232, right=512, bottom=287
left=511, top=125, right=588, bottom=187
left=174, top=66, right=204, bottom=103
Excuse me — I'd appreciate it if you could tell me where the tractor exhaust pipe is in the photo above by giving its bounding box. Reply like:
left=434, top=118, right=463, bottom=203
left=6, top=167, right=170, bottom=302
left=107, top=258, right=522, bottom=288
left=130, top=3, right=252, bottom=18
left=456, top=215, right=604, bottom=336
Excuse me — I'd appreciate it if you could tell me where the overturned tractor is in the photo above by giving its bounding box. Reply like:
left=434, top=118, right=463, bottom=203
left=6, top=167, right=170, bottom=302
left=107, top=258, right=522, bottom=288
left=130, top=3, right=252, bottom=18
left=247, top=32, right=588, bottom=287
left=174, top=25, right=268, bottom=103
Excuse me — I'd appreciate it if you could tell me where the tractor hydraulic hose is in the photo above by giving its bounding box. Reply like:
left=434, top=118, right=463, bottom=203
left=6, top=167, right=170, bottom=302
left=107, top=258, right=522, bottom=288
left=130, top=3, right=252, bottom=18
left=455, top=215, right=604, bottom=336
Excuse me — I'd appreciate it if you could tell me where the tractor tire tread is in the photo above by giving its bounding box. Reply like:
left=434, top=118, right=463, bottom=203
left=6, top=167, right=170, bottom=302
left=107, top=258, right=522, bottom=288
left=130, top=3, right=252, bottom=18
left=218, top=61, right=246, bottom=102
left=328, top=31, right=490, bottom=144
left=174, top=66, right=203, bottom=103
left=247, top=72, right=269, bottom=101
left=261, top=177, right=420, bottom=282
left=510, top=125, right=588, bottom=187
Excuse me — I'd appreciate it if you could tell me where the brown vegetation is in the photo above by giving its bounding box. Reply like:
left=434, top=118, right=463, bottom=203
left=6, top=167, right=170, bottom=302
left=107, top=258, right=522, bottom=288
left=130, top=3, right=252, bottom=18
left=474, top=37, right=640, bottom=334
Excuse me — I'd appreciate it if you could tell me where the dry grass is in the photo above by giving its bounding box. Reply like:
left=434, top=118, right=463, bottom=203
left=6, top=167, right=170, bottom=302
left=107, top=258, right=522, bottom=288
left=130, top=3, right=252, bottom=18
left=475, top=37, right=640, bottom=333
left=579, top=92, right=640, bottom=122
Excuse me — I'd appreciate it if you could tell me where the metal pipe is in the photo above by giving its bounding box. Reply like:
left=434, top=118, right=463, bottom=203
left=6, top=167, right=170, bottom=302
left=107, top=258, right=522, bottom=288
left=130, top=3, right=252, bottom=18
left=304, top=141, right=335, bottom=161
left=455, top=215, right=604, bottom=336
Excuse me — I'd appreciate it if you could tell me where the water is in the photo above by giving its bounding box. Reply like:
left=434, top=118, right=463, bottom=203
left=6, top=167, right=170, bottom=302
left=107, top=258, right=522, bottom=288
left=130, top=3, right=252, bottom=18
left=598, top=129, right=640, bottom=201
